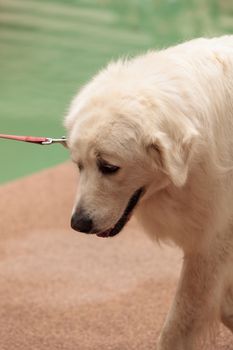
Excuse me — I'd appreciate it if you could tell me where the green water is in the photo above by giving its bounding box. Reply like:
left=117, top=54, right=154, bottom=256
left=0, top=0, right=232, bottom=183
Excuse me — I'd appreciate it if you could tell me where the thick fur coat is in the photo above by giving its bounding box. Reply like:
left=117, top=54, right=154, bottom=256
left=65, top=36, right=233, bottom=349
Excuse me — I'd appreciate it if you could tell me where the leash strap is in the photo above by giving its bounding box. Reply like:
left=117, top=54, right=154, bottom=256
left=0, top=134, right=67, bottom=147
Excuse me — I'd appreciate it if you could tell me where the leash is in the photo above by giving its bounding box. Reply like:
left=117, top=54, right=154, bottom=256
left=0, top=134, right=67, bottom=147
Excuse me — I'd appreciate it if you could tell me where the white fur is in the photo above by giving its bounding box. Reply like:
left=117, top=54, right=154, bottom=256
left=65, top=36, right=233, bottom=349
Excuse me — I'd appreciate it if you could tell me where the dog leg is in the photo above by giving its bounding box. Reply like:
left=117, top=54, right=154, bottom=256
left=157, top=253, right=222, bottom=350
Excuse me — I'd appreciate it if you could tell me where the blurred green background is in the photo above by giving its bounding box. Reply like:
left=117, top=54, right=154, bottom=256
left=0, top=0, right=232, bottom=183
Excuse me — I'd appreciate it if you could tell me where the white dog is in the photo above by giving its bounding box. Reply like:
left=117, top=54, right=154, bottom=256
left=65, top=36, right=233, bottom=349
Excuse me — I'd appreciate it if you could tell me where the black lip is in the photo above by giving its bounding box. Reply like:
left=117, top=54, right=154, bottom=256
left=97, top=187, right=144, bottom=238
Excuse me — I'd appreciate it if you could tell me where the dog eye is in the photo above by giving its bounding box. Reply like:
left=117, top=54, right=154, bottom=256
left=97, top=161, right=120, bottom=175
left=77, top=161, right=83, bottom=171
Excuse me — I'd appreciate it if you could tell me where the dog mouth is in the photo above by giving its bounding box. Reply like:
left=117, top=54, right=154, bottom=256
left=96, top=187, right=144, bottom=238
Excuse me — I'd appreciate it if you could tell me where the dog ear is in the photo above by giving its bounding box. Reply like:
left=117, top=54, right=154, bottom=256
left=148, top=126, right=199, bottom=187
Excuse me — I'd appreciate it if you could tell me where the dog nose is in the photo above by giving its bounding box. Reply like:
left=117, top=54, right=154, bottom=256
left=71, top=210, right=93, bottom=233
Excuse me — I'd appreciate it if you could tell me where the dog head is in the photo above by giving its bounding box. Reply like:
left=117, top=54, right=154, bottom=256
left=65, top=60, right=199, bottom=237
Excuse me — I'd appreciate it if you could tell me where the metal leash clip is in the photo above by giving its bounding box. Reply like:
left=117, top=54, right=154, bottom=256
left=42, top=136, right=67, bottom=147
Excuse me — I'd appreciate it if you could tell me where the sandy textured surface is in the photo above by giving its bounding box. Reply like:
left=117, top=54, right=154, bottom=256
left=0, top=163, right=232, bottom=349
